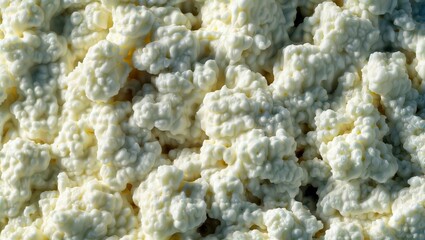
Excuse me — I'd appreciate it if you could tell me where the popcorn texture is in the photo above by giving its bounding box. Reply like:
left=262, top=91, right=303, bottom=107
left=0, top=0, right=424, bottom=239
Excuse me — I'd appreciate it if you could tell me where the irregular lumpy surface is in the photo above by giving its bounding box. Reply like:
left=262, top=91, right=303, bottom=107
left=0, top=0, right=424, bottom=239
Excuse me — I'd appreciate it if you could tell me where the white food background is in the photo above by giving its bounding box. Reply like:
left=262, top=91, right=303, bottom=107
left=0, top=0, right=425, bottom=239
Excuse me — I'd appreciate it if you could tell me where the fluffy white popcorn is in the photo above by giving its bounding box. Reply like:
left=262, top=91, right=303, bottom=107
left=40, top=173, right=138, bottom=239
left=300, top=158, right=332, bottom=187
left=63, top=2, right=111, bottom=59
left=132, top=60, right=219, bottom=144
left=1, top=0, right=425, bottom=239
left=387, top=0, right=425, bottom=54
left=363, top=52, right=412, bottom=98
left=364, top=176, right=425, bottom=239
left=0, top=0, right=52, bottom=35
left=133, top=165, right=207, bottom=240
left=59, top=63, right=93, bottom=121
left=149, top=5, right=193, bottom=29
left=231, top=129, right=305, bottom=201
left=198, top=64, right=293, bottom=140
left=324, top=221, right=365, bottom=240
left=171, top=148, right=202, bottom=181
left=288, top=5, right=380, bottom=141
left=0, top=204, right=47, bottom=239
left=315, top=87, right=398, bottom=183
left=52, top=117, right=100, bottom=177
left=271, top=43, right=347, bottom=97
left=0, top=33, right=39, bottom=76
left=196, top=123, right=310, bottom=237
left=11, top=65, right=61, bottom=143
left=0, top=138, right=53, bottom=220
left=0, top=31, right=67, bottom=86
left=132, top=25, right=199, bottom=74
left=344, top=0, right=397, bottom=16
left=264, top=202, right=323, bottom=240
left=385, top=176, right=425, bottom=239
left=202, top=168, right=263, bottom=229
left=363, top=51, right=425, bottom=173
left=197, top=0, right=294, bottom=71
left=318, top=179, right=392, bottom=220
left=80, top=40, right=131, bottom=102
left=304, top=2, right=380, bottom=59
left=0, top=32, right=68, bottom=142
left=106, top=4, right=154, bottom=53
left=89, top=102, right=162, bottom=191
left=36, top=32, right=68, bottom=64
left=198, top=87, right=258, bottom=139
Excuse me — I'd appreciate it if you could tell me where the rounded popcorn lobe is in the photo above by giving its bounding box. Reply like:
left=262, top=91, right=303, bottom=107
left=89, top=102, right=162, bottom=191
left=107, top=4, right=154, bottom=53
left=133, top=165, right=207, bottom=240
left=82, top=40, right=131, bottom=102
left=62, top=2, right=112, bottom=59
left=324, top=221, right=364, bottom=240
left=0, top=138, right=53, bottom=220
left=198, top=0, right=294, bottom=72
left=132, top=25, right=200, bottom=74
left=314, top=87, right=398, bottom=183
left=363, top=52, right=411, bottom=98
left=1, top=0, right=425, bottom=239
left=40, top=174, right=138, bottom=239
left=1, top=1, right=48, bottom=36
left=264, top=202, right=323, bottom=240
left=11, top=66, right=61, bottom=143
left=132, top=60, right=219, bottom=145
left=271, top=43, right=346, bottom=97
left=301, top=1, right=380, bottom=60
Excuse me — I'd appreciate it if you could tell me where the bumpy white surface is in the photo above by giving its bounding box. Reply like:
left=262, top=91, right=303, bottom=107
left=0, top=0, right=424, bottom=239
